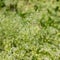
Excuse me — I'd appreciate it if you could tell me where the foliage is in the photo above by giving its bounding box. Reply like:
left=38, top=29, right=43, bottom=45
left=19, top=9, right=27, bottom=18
left=0, top=0, right=60, bottom=60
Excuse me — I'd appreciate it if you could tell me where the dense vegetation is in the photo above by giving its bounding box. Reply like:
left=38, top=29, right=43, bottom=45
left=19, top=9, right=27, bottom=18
left=0, top=0, right=60, bottom=60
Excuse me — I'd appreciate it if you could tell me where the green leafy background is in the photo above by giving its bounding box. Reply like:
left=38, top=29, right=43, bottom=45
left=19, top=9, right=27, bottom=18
left=0, top=0, right=60, bottom=60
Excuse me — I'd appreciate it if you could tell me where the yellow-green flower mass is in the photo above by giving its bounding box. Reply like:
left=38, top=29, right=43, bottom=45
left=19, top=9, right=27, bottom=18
left=0, top=0, right=60, bottom=60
